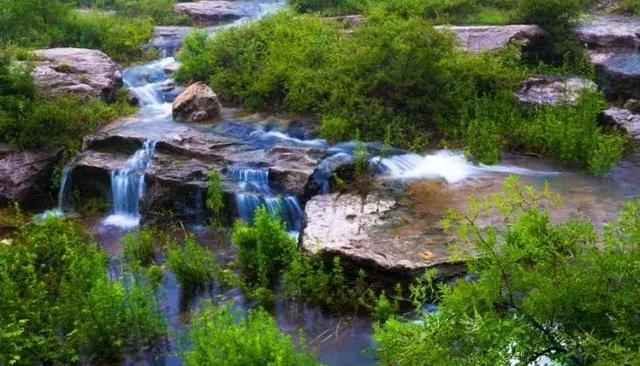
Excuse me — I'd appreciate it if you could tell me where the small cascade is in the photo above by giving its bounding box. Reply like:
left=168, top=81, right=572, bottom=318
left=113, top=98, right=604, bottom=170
left=229, top=166, right=302, bottom=232
left=374, top=150, right=557, bottom=183
left=55, top=165, right=72, bottom=213
left=103, top=140, right=157, bottom=229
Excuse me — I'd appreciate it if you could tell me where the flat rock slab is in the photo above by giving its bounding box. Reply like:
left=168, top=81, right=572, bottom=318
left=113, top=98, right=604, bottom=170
left=32, top=48, right=122, bottom=102
left=575, top=16, right=640, bottom=49
left=173, top=1, right=256, bottom=26
left=516, top=75, right=597, bottom=105
left=301, top=193, right=460, bottom=274
left=0, top=147, right=62, bottom=206
left=436, top=25, right=551, bottom=55
left=603, top=107, right=640, bottom=140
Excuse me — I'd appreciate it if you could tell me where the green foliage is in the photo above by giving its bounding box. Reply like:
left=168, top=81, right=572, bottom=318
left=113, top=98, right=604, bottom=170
left=231, top=206, right=297, bottom=287
left=290, top=0, right=362, bottom=15
left=166, top=236, right=222, bottom=291
left=206, top=170, right=225, bottom=224
left=615, top=0, right=640, bottom=14
left=0, top=0, right=154, bottom=63
left=184, top=302, right=321, bottom=366
left=121, top=228, right=155, bottom=266
left=283, top=254, right=371, bottom=314
left=0, top=217, right=165, bottom=364
left=0, top=55, right=135, bottom=152
left=374, top=177, right=640, bottom=365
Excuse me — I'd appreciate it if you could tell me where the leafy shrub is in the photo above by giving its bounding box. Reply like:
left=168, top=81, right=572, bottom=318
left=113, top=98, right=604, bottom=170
left=231, top=206, right=297, bottom=287
left=184, top=302, right=321, bottom=366
left=206, top=170, right=225, bottom=224
left=166, top=236, right=222, bottom=291
left=121, top=228, right=156, bottom=265
left=374, top=177, right=640, bottom=365
left=290, top=0, right=362, bottom=15
left=0, top=217, right=165, bottom=364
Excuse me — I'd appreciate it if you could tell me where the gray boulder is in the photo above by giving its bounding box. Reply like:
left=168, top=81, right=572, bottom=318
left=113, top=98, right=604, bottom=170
left=602, top=107, right=640, bottom=140
left=437, top=25, right=551, bottom=56
left=575, top=16, right=640, bottom=49
left=516, top=75, right=597, bottom=106
left=0, top=145, right=62, bottom=206
left=32, top=48, right=122, bottom=102
left=173, top=1, right=256, bottom=26
left=172, top=82, right=223, bottom=123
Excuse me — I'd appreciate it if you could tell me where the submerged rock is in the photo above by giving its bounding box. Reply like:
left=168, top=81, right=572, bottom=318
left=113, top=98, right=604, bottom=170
left=0, top=145, right=62, bottom=206
left=516, top=75, right=597, bottom=105
left=437, top=25, right=551, bottom=56
left=301, top=193, right=462, bottom=275
left=172, top=82, right=223, bottom=123
left=602, top=107, right=640, bottom=140
left=32, top=48, right=122, bottom=102
left=173, top=1, right=255, bottom=26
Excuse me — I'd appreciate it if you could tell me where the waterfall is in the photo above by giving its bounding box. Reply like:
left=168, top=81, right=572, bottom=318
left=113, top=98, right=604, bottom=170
left=55, top=165, right=72, bottom=213
left=103, top=140, right=157, bottom=229
left=229, top=166, right=302, bottom=232
left=374, top=150, right=557, bottom=183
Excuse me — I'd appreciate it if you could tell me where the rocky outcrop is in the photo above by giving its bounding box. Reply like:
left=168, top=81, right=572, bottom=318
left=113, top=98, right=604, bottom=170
left=172, top=82, right=223, bottom=123
left=602, top=107, right=640, bottom=140
left=437, top=25, right=552, bottom=56
left=152, top=26, right=194, bottom=55
left=32, top=48, right=122, bottom=102
left=301, top=193, right=462, bottom=275
left=173, top=1, right=256, bottom=26
left=575, top=16, right=640, bottom=101
left=70, top=118, right=328, bottom=218
left=516, top=75, right=597, bottom=105
left=0, top=145, right=62, bottom=206
left=575, top=16, right=640, bottom=49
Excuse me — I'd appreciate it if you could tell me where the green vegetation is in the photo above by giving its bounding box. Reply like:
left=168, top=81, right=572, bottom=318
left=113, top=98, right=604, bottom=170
left=206, top=170, right=225, bottom=224
left=373, top=177, right=640, bottom=365
left=0, top=217, right=165, bottom=364
left=122, top=228, right=156, bottom=265
left=166, top=236, right=223, bottom=291
left=231, top=206, right=297, bottom=288
left=74, top=0, right=190, bottom=25
left=0, top=0, right=154, bottom=63
left=0, top=54, right=135, bottom=152
left=184, top=302, right=321, bottom=366
left=177, top=10, right=623, bottom=174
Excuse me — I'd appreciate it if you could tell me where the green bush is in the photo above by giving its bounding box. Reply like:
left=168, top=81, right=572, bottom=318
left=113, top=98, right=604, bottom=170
left=290, top=0, right=362, bottom=15
left=122, top=228, right=156, bottom=266
left=184, top=302, right=321, bottom=366
left=0, top=217, right=165, bottom=364
left=206, top=170, right=225, bottom=224
left=374, top=178, right=640, bottom=365
left=166, top=236, right=222, bottom=291
left=231, top=206, right=297, bottom=287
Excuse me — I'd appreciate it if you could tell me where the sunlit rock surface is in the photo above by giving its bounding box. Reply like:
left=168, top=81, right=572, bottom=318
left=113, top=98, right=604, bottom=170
left=32, top=48, right=122, bottom=102
left=516, top=75, right=597, bottom=105
left=173, top=1, right=256, bottom=25
left=172, top=82, right=223, bottom=123
left=436, top=24, right=551, bottom=56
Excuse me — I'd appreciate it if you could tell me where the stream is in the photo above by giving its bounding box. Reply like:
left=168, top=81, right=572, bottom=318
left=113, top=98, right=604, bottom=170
left=47, top=1, right=640, bottom=365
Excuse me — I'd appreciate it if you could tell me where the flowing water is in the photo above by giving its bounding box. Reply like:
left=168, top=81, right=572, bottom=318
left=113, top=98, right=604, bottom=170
left=48, top=1, right=640, bottom=365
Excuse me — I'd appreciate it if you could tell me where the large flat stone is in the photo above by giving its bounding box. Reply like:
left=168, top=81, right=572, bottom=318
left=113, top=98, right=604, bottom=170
left=436, top=25, right=551, bottom=56
left=173, top=1, right=256, bottom=26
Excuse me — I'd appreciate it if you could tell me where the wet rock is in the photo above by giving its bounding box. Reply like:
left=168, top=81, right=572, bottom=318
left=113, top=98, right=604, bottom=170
left=124, top=89, right=139, bottom=106
left=301, top=193, right=462, bottom=274
left=152, top=26, right=194, bottom=55
left=0, top=145, right=62, bottom=206
left=74, top=119, right=328, bottom=217
left=172, top=82, right=223, bottom=123
left=602, top=107, right=640, bottom=140
left=32, top=48, right=123, bottom=102
left=437, top=25, right=551, bottom=56
left=173, top=1, right=256, bottom=26
left=624, top=98, right=640, bottom=113
left=590, top=51, right=640, bottom=100
left=575, top=16, right=640, bottom=49
left=516, top=75, right=597, bottom=105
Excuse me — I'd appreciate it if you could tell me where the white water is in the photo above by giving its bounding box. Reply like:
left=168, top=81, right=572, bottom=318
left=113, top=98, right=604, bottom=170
left=374, top=150, right=558, bottom=183
left=102, top=141, right=156, bottom=229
